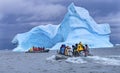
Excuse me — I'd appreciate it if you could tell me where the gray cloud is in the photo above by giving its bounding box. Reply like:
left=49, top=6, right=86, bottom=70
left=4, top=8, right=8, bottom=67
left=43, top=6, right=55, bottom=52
left=0, top=0, right=67, bottom=25
left=0, top=0, right=119, bottom=25
left=95, top=12, right=120, bottom=24
left=80, top=0, right=120, bottom=16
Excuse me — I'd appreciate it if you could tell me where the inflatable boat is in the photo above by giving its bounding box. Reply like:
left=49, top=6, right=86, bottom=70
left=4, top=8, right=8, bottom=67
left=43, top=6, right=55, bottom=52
left=25, top=49, right=49, bottom=53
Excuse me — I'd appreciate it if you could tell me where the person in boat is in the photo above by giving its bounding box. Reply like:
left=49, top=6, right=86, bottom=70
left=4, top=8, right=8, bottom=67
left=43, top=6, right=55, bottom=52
left=43, top=47, right=44, bottom=50
left=29, top=47, right=33, bottom=52
left=77, top=42, right=84, bottom=52
left=33, top=46, right=37, bottom=51
left=32, top=46, right=41, bottom=51
left=64, top=46, right=72, bottom=56
left=72, top=44, right=77, bottom=56
left=72, top=45, right=75, bottom=55
left=73, top=43, right=79, bottom=56
left=84, top=44, right=92, bottom=56
left=60, top=44, right=66, bottom=55
left=28, top=46, right=35, bottom=52
left=65, top=46, right=68, bottom=56
left=38, top=47, right=43, bottom=51
left=76, top=42, right=84, bottom=56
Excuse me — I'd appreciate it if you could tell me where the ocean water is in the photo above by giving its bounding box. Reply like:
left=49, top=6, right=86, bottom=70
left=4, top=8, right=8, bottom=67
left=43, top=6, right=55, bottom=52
left=0, top=47, right=120, bottom=73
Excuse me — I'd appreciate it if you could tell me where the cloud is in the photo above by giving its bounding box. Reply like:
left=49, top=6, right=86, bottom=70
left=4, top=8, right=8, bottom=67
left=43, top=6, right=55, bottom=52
left=0, top=14, right=3, bottom=20
left=16, top=4, right=66, bottom=22
left=0, top=0, right=67, bottom=25
left=0, top=0, right=119, bottom=25
left=95, top=12, right=120, bottom=24
left=79, top=0, right=120, bottom=17
left=95, top=12, right=120, bottom=27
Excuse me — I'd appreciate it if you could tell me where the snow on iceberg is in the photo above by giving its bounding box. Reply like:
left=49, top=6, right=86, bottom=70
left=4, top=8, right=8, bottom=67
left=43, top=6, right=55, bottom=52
left=12, top=3, right=113, bottom=52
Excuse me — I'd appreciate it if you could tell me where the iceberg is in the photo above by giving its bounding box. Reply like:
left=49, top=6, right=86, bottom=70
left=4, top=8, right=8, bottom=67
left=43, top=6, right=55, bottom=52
left=12, top=3, right=113, bottom=51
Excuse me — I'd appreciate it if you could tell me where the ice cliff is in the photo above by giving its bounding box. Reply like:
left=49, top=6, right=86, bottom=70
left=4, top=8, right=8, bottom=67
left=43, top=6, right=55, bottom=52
left=12, top=3, right=113, bottom=51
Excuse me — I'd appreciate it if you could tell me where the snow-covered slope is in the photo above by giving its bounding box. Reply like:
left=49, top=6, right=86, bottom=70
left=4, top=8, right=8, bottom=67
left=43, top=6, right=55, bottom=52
left=12, top=3, right=113, bottom=51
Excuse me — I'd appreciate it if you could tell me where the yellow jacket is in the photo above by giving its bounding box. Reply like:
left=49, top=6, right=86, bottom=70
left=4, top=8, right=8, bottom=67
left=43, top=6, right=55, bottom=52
left=77, top=43, right=84, bottom=52
left=29, top=48, right=33, bottom=52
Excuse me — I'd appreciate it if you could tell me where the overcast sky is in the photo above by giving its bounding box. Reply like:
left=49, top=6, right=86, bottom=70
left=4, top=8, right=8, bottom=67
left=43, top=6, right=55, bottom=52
left=0, top=0, right=120, bottom=49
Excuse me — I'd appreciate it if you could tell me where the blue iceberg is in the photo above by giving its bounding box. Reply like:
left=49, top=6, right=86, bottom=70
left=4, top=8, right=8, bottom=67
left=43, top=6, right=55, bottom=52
left=12, top=3, right=113, bottom=51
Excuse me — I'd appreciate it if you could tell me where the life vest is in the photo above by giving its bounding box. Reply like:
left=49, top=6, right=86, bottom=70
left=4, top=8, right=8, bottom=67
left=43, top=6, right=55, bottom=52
left=65, top=48, right=68, bottom=56
left=65, top=46, right=71, bottom=56
left=29, top=48, right=33, bottom=52
left=77, top=44, right=84, bottom=52
left=60, top=44, right=66, bottom=55
left=33, top=47, right=39, bottom=51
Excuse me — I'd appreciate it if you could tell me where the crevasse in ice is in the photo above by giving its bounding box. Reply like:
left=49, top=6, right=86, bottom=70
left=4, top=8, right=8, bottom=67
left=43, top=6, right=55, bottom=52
left=12, top=3, right=113, bottom=51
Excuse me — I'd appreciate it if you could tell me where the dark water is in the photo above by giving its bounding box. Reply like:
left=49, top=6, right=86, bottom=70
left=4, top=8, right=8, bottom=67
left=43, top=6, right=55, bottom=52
left=0, top=38, right=15, bottom=50
left=0, top=24, right=34, bottom=50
